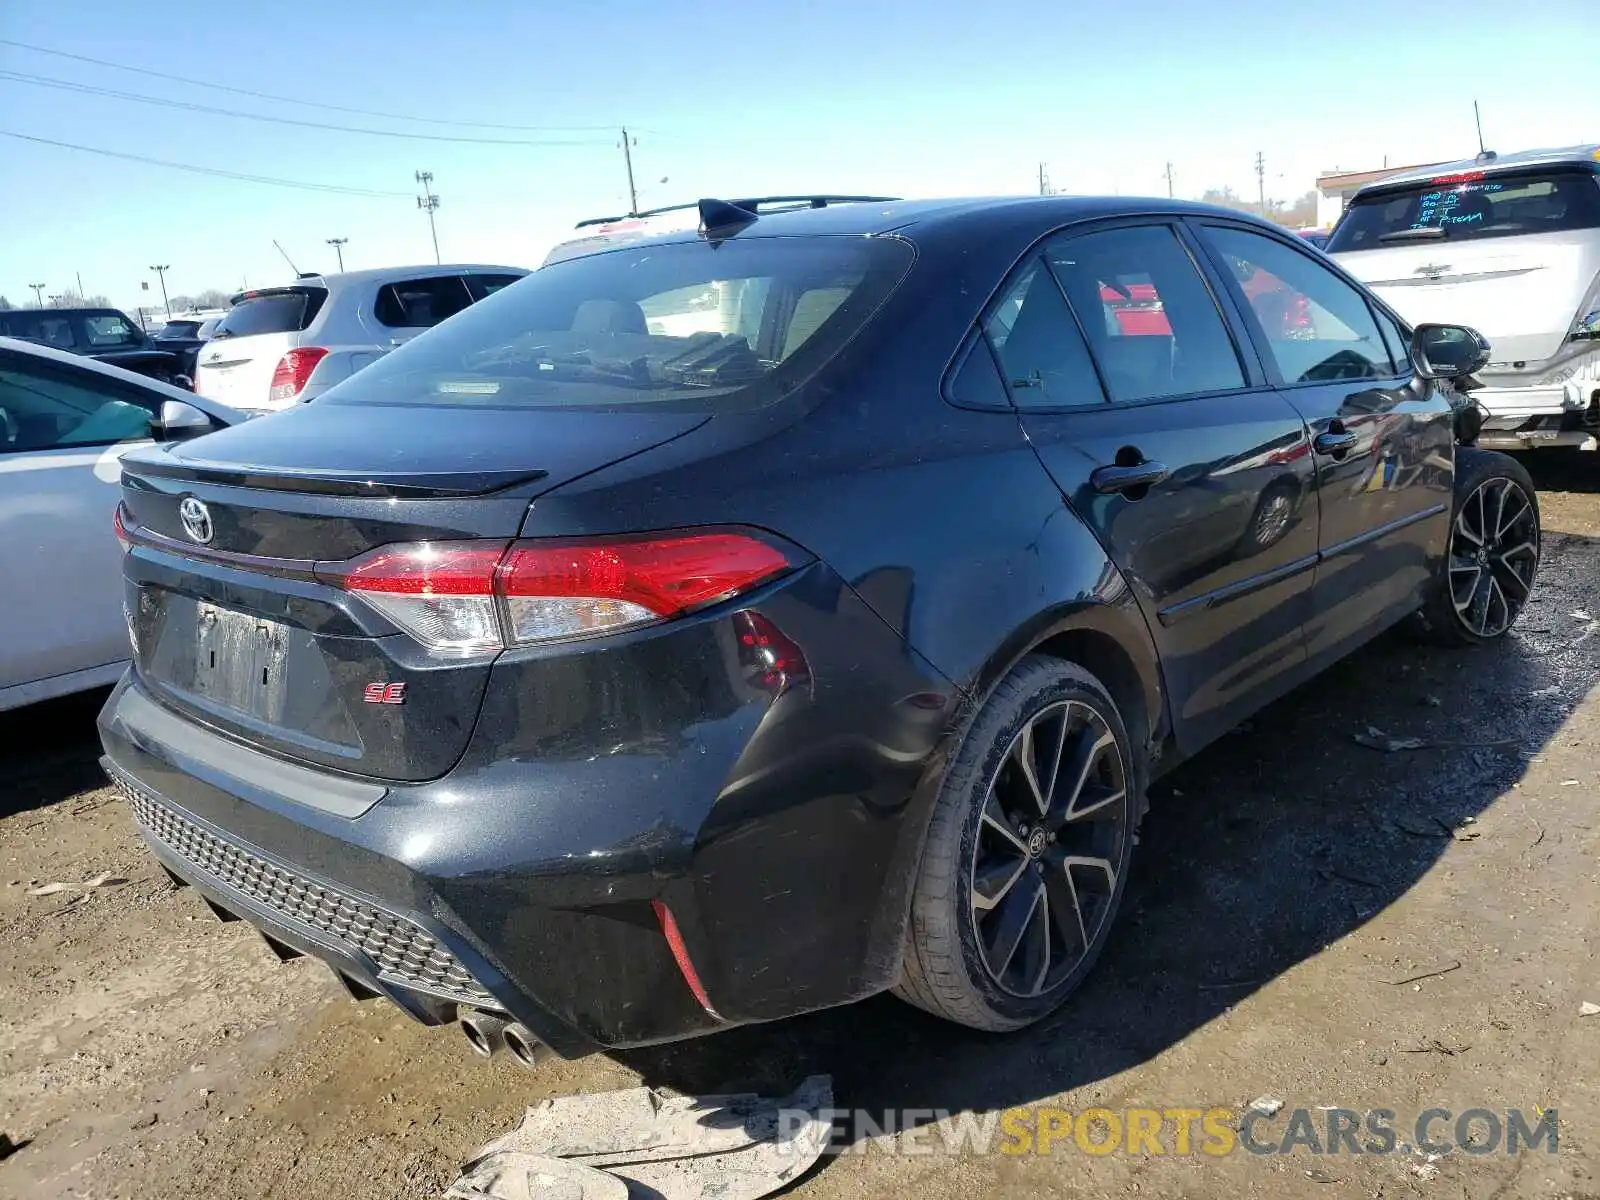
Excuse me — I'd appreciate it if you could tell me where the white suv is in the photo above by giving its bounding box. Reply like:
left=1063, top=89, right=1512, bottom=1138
left=194, top=265, right=527, bottom=411
left=1328, top=145, right=1600, bottom=453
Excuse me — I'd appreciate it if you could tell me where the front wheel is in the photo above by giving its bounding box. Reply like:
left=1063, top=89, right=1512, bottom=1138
left=895, top=657, right=1140, bottom=1031
left=1415, top=448, right=1541, bottom=645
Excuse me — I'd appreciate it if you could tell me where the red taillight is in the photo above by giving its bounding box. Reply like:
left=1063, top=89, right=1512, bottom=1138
left=268, top=346, right=328, bottom=402
left=319, top=530, right=796, bottom=651
left=113, top=504, right=131, bottom=553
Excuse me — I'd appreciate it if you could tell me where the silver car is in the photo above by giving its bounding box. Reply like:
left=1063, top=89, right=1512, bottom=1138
left=0, top=338, right=238, bottom=711
left=194, top=265, right=528, bottom=412
left=1328, top=144, right=1600, bottom=453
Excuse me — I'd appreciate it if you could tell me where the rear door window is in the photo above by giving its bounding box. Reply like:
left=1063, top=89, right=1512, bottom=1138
left=1327, top=167, right=1600, bottom=251
left=0, top=312, right=78, bottom=350
left=1198, top=225, right=1396, bottom=383
left=214, top=289, right=328, bottom=337
left=374, top=276, right=474, bottom=328
left=1044, top=225, right=1247, bottom=402
left=322, top=235, right=914, bottom=413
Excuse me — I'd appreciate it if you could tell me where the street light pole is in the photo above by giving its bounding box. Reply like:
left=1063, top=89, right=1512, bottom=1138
left=148, top=265, right=172, bottom=317
left=28, top=282, right=46, bottom=308
left=415, top=171, right=441, bottom=265
left=326, top=237, right=348, bottom=272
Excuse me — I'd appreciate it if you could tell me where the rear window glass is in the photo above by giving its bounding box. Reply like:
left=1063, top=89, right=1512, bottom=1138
left=214, top=289, right=327, bottom=337
left=322, top=236, right=914, bottom=413
left=157, top=321, right=202, bottom=339
left=1327, top=168, right=1600, bottom=252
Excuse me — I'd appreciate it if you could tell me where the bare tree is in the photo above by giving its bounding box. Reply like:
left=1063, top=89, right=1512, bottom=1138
left=1201, top=186, right=1320, bottom=228
left=0, top=294, right=13, bottom=310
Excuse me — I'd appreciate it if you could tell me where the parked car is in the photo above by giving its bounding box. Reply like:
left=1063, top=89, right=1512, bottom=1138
left=1296, top=228, right=1331, bottom=251
left=0, top=307, right=186, bottom=386
left=1328, top=144, right=1600, bottom=453
left=153, top=311, right=227, bottom=378
left=100, top=196, right=1537, bottom=1068
left=0, top=338, right=237, bottom=711
left=193, top=266, right=528, bottom=411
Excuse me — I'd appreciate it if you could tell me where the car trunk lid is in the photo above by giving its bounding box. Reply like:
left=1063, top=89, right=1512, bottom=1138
left=118, top=403, right=710, bottom=782
left=1336, top=232, right=1600, bottom=363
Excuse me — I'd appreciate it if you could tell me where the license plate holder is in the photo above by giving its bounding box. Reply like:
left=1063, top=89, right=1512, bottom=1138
left=193, top=601, right=292, bottom=721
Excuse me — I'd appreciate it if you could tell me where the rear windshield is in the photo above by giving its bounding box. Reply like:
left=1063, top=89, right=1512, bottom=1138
left=158, top=321, right=202, bottom=339
left=214, top=288, right=327, bottom=338
left=322, top=235, right=914, bottom=413
left=1328, top=167, right=1600, bottom=252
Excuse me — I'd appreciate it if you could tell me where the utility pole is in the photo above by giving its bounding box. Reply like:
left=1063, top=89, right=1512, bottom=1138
left=1255, top=151, right=1267, bottom=217
left=1473, top=100, right=1486, bottom=154
left=1038, top=163, right=1052, bottom=196
left=415, top=171, right=441, bottom=264
left=148, top=265, right=172, bottom=317
left=1165, top=161, right=1175, bottom=199
left=76, top=271, right=85, bottom=298
left=28, top=282, right=46, bottom=308
left=619, top=128, right=639, bottom=215
left=326, top=237, right=348, bottom=272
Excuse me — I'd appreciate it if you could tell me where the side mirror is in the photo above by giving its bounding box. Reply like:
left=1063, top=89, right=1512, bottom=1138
left=151, top=399, right=215, bottom=442
left=1411, top=323, right=1490, bottom=380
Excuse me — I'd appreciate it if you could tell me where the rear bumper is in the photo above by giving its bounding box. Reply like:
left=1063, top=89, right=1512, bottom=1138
left=98, top=563, right=959, bottom=1054
left=1470, top=372, right=1600, bottom=451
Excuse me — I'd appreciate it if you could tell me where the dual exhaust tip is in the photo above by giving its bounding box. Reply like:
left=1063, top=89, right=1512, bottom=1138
left=459, top=1010, right=547, bottom=1069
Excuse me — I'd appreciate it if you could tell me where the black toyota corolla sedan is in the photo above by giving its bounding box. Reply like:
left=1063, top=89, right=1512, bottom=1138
left=99, top=195, right=1540, bottom=1066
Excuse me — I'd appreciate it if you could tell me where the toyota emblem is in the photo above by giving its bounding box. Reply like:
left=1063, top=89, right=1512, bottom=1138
left=178, top=497, right=214, bottom=544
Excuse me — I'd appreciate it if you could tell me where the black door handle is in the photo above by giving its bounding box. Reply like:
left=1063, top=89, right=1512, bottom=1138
left=1314, top=430, right=1359, bottom=457
left=1091, top=460, right=1170, bottom=494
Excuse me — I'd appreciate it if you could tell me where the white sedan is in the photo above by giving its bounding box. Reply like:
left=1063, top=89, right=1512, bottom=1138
left=0, top=338, right=240, bottom=711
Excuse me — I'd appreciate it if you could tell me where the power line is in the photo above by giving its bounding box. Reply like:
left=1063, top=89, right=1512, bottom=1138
left=0, top=37, right=618, bottom=133
left=0, top=69, right=613, bottom=146
left=0, top=129, right=412, bottom=197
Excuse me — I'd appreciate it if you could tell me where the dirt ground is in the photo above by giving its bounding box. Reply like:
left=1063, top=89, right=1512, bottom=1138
left=3, top=453, right=1598, bottom=1200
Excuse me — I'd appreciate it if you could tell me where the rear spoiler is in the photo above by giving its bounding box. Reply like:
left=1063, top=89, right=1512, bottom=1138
left=572, top=194, right=899, bottom=229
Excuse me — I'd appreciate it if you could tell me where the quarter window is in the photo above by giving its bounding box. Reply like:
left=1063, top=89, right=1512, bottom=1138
left=1043, top=225, right=1246, bottom=403
left=981, top=260, right=1107, bottom=409
left=1200, top=225, right=1395, bottom=383
left=82, top=314, right=142, bottom=349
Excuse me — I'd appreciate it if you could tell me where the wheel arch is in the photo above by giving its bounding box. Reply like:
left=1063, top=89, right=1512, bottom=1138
left=968, top=599, right=1168, bottom=775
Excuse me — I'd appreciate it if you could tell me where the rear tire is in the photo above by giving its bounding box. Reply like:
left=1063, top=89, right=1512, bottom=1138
left=1413, top=447, right=1541, bottom=646
left=895, top=656, right=1141, bottom=1031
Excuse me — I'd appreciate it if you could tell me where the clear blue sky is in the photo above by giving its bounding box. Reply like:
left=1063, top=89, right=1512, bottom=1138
left=1, top=0, right=1595, bottom=314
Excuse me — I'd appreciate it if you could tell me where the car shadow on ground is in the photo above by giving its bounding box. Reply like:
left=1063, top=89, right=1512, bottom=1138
left=617, top=526, right=1600, bottom=1150
left=0, top=687, right=113, bottom=820
left=1519, top=449, right=1599, bottom=495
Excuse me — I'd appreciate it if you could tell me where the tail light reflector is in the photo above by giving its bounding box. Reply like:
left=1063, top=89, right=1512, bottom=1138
left=113, top=504, right=131, bottom=554
left=319, top=529, right=797, bottom=652
left=268, top=346, right=329, bottom=402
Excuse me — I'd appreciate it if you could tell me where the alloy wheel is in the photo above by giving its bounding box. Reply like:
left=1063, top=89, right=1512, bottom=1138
left=970, top=700, right=1128, bottom=998
left=1449, top=475, right=1539, bottom=638
left=1254, top=491, right=1293, bottom=546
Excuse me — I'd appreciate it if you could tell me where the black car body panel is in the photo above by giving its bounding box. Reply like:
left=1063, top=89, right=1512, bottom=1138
left=100, top=195, right=1465, bottom=1053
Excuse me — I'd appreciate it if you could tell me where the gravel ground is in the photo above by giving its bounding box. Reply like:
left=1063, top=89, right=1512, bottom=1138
left=2, top=452, right=1597, bottom=1200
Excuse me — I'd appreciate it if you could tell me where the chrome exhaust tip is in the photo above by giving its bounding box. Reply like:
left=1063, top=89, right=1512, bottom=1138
left=459, top=1010, right=509, bottom=1059
left=502, top=1022, right=548, bottom=1070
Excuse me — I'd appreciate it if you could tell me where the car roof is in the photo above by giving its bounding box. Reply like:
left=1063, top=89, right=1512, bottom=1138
left=1352, top=144, right=1600, bottom=194
left=544, top=195, right=1286, bottom=259
left=0, top=336, right=240, bottom=424
left=231, top=264, right=529, bottom=301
